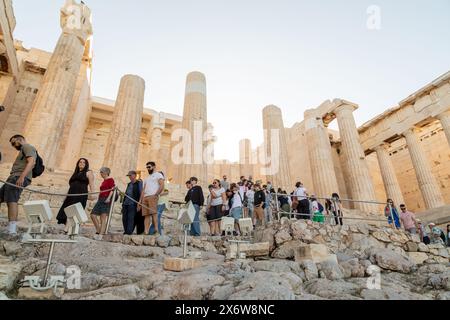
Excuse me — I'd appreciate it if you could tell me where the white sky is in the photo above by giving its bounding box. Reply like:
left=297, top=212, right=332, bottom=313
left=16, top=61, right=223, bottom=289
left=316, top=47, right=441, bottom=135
left=12, top=0, right=450, bottom=161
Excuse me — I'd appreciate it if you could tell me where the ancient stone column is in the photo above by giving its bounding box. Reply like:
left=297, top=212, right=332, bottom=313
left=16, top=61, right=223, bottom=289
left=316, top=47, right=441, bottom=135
left=403, top=128, right=444, bottom=209
left=24, top=0, right=92, bottom=169
left=239, top=139, right=253, bottom=178
left=180, top=71, right=208, bottom=187
left=375, top=144, right=405, bottom=206
left=335, top=103, right=377, bottom=212
left=262, top=105, right=292, bottom=191
left=304, top=109, right=339, bottom=198
left=149, top=114, right=166, bottom=166
left=104, top=75, right=145, bottom=184
left=436, top=110, right=450, bottom=147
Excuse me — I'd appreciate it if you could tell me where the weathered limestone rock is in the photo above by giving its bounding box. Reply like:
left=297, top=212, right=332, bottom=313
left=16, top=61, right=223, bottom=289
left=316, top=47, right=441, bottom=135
left=339, top=258, right=366, bottom=278
left=0, top=256, right=22, bottom=291
left=418, top=242, right=430, bottom=253
left=163, top=257, right=203, bottom=272
left=3, top=241, right=22, bottom=256
left=371, top=231, right=391, bottom=243
left=18, top=287, right=64, bottom=300
left=303, top=279, right=360, bottom=300
left=249, top=260, right=305, bottom=280
left=405, top=242, right=419, bottom=252
left=294, top=244, right=337, bottom=264
left=368, top=248, right=415, bottom=273
left=317, top=259, right=344, bottom=280
left=300, top=260, right=319, bottom=281
left=143, top=236, right=156, bottom=246
left=274, top=229, right=292, bottom=245
left=228, top=242, right=270, bottom=259
left=271, top=240, right=303, bottom=259
left=131, top=235, right=144, bottom=246
left=229, top=271, right=300, bottom=300
left=407, top=252, right=429, bottom=265
left=156, top=235, right=171, bottom=248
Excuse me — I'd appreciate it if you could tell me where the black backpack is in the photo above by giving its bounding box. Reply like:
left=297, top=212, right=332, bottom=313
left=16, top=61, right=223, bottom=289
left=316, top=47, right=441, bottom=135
left=22, top=149, right=45, bottom=178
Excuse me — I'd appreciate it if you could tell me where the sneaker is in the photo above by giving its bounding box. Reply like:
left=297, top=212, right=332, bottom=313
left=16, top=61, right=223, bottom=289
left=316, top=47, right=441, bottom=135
left=7, top=223, right=17, bottom=235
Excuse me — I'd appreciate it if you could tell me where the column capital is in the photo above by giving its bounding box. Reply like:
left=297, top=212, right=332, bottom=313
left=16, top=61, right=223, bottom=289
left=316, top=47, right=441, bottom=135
left=333, top=101, right=358, bottom=117
left=60, top=0, right=93, bottom=42
left=374, top=143, right=391, bottom=152
left=402, top=127, right=420, bottom=138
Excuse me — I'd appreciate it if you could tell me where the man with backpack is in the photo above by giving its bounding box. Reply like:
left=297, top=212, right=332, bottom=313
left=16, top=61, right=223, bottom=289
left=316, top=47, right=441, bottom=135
left=0, top=135, right=40, bottom=235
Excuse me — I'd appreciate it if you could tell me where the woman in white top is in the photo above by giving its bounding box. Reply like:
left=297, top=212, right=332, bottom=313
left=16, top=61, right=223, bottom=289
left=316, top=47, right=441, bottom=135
left=208, top=179, right=226, bottom=236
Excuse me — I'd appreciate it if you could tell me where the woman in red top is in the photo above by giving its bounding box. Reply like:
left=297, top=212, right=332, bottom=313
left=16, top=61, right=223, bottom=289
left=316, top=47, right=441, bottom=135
left=91, top=167, right=115, bottom=235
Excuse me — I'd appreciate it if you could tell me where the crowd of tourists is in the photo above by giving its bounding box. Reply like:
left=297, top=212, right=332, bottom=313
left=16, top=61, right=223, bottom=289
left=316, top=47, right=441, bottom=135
left=1, top=134, right=450, bottom=248
left=384, top=199, right=449, bottom=246
left=188, top=176, right=345, bottom=237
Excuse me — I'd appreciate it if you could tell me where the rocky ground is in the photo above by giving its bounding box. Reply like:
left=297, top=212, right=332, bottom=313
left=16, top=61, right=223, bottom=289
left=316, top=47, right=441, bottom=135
left=0, top=215, right=449, bottom=300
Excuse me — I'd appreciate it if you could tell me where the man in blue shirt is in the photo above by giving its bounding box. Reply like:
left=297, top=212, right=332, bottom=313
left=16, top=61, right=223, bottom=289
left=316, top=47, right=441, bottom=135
left=122, top=171, right=143, bottom=235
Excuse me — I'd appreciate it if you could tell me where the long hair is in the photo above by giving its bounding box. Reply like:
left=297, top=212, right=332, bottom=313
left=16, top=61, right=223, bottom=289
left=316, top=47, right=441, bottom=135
left=73, top=158, right=90, bottom=176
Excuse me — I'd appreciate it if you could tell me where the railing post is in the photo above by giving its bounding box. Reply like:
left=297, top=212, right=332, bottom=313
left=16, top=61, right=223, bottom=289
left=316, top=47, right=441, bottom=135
left=106, top=188, right=118, bottom=235
left=275, top=191, right=280, bottom=221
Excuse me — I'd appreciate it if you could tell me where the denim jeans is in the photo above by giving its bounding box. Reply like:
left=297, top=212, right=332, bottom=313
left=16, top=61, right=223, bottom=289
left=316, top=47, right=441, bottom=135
left=122, top=205, right=137, bottom=235
left=149, top=204, right=166, bottom=235
left=190, top=204, right=201, bottom=236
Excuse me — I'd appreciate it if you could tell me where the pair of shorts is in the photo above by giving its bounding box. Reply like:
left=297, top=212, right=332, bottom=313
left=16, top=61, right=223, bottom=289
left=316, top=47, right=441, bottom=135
left=230, top=207, right=243, bottom=221
left=91, top=197, right=111, bottom=216
left=142, top=195, right=158, bottom=217
left=207, top=205, right=223, bottom=222
left=254, top=205, right=264, bottom=221
left=0, top=175, right=31, bottom=204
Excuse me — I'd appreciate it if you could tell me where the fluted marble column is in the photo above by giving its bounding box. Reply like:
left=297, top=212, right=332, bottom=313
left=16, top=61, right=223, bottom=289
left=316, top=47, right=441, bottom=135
left=239, top=139, right=253, bottom=178
left=149, top=114, right=165, bottom=166
left=335, top=103, right=377, bottom=212
left=403, top=128, right=444, bottom=209
left=180, top=71, right=208, bottom=187
left=304, top=109, right=339, bottom=198
left=104, top=75, right=145, bottom=182
left=24, top=1, right=92, bottom=169
left=375, top=144, right=405, bottom=206
left=262, top=105, right=292, bottom=191
left=436, top=110, right=450, bottom=147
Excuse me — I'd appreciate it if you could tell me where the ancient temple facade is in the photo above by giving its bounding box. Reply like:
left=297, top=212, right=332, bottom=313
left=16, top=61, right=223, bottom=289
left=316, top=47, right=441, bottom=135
left=0, top=1, right=450, bottom=220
